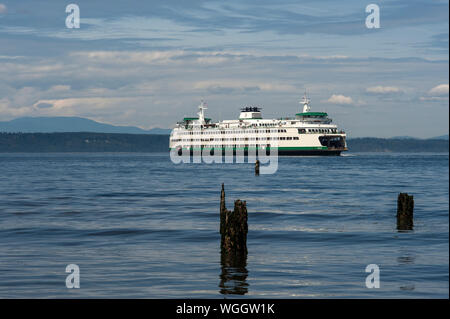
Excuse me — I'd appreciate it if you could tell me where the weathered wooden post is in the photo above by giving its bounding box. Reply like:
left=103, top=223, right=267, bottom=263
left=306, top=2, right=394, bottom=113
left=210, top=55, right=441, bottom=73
left=397, top=193, right=414, bottom=230
left=255, top=160, right=260, bottom=176
left=219, top=183, right=248, bottom=295
left=220, top=184, right=248, bottom=256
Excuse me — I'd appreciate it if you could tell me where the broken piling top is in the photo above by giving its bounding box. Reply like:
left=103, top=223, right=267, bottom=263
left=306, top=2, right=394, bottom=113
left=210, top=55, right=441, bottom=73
left=220, top=183, right=227, bottom=214
left=397, top=193, right=414, bottom=216
left=255, top=160, right=260, bottom=176
left=220, top=184, right=248, bottom=256
left=397, top=193, right=414, bottom=230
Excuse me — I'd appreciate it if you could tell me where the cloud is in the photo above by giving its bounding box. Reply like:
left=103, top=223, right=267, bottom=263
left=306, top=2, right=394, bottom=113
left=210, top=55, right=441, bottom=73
left=419, top=96, right=448, bottom=102
left=428, top=84, right=449, bottom=96
left=195, top=56, right=231, bottom=65
left=0, top=47, right=447, bottom=136
left=193, top=80, right=296, bottom=93
left=366, top=86, right=402, bottom=94
left=70, top=50, right=186, bottom=65
left=49, top=85, right=71, bottom=92
left=419, top=84, right=449, bottom=102
left=35, top=102, right=53, bottom=109
left=0, top=4, right=6, bottom=14
left=325, top=94, right=354, bottom=105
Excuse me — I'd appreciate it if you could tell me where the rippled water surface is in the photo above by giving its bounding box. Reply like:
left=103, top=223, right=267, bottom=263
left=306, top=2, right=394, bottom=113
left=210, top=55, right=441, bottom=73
left=0, top=153, right=448, bottom=298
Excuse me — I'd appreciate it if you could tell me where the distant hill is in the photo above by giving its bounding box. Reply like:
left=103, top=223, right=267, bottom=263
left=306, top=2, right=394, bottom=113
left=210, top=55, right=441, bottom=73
left=391, top=135, right=449, bottom=140
left=0, top=117, right=171, bottom=135
left=390, top=136, right=419, bottom=140
left=431, top=134, right=449, bottom=140
left=347, top=138, right=448, bottom=153
left=0, top=132, right=169, bottom=152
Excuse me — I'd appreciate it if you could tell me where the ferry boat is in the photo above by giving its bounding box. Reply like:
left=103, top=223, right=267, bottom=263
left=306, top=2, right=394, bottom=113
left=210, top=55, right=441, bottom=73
left=169, top=94, right=347, bottom=156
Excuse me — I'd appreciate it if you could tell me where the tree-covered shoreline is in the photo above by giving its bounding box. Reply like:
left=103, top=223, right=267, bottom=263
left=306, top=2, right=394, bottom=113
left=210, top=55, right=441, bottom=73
left=0, top=132, right=448, bottom=153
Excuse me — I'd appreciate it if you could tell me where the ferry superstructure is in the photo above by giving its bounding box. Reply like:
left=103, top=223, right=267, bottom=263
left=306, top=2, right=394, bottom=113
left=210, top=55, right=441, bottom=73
left=169, top=94, right=347, bottom=156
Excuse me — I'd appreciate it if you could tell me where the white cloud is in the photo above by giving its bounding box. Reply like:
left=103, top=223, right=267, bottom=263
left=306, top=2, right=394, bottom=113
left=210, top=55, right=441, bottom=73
left=49, top=85, right=71, bottom=92
left=325, top=94, right=354, bottom=105
left=195, top=56, right=230, bottom=65
left=419, top=96, right=448, bottom=101
left=366, top=86, right=402, bottom=94
left=0, top=4, right=6, bottom=14
left=419, top=84, right=450, bottom=102
left=71, top=50, right=186, bottom=65
left=32, top=97, right=129, bottom=112
left=193, top=80, right=296, bottom=92
left=428, top=84, right=449, bottom=96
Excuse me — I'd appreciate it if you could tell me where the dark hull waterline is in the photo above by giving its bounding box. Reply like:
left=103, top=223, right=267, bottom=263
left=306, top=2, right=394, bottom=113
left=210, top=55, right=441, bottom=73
left=173, top=149, right=346, bottom=157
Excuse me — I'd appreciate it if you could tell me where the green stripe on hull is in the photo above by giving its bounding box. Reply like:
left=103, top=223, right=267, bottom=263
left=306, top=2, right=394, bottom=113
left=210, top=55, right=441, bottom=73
left=277, top=146, right=327, bottom=150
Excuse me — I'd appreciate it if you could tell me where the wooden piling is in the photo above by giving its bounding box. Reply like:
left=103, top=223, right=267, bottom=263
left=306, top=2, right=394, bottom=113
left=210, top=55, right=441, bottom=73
left=220, top=184, right=248, bottom=256
left=397, top=193, right=414, bottom=230
left=255, top=160, right=260, bottom=176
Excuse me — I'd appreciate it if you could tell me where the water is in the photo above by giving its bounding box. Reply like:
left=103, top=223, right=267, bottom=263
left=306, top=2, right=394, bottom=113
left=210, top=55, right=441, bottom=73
left=0, top=153, right=448, bottom=298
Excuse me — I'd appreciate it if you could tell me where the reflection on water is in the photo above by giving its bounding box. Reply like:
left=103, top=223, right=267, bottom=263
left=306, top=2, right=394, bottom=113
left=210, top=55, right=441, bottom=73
left=397, top=223, right=413, bottom=232
left=399, top=284, right=415, bottom=291
left=397, top=252, right=416, bottom=291
left=397, top=256, right=415, bottom=264
left=219, top=251, right=249, bottom=295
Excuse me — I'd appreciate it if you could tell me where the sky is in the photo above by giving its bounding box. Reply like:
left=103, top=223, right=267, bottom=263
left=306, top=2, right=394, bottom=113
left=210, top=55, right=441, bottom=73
left=0, top=0, right=448, bottom=138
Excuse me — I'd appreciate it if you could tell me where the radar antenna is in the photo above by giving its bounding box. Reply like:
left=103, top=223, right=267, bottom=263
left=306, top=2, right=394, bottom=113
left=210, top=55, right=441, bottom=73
left=197, top=99, right=208, bottom=124
left=300, top=90, right=311, bottom=113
